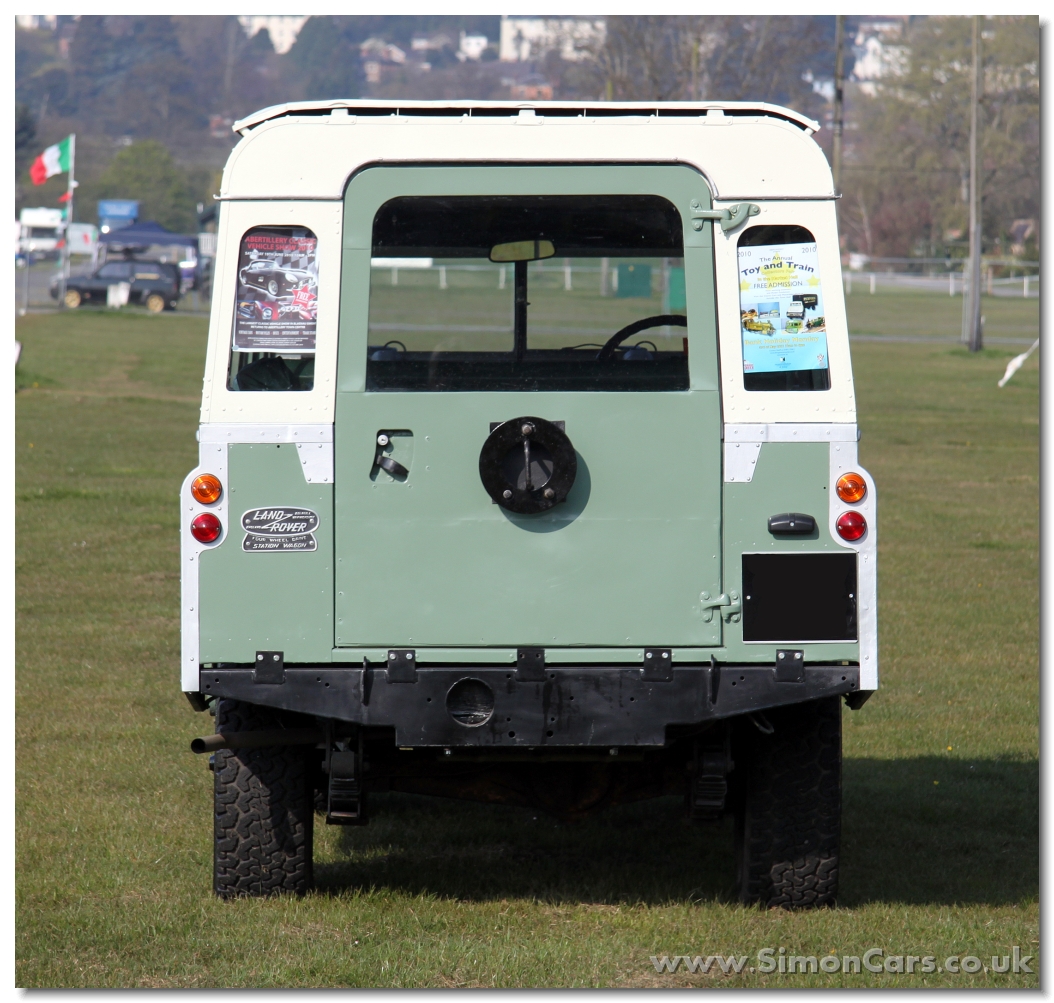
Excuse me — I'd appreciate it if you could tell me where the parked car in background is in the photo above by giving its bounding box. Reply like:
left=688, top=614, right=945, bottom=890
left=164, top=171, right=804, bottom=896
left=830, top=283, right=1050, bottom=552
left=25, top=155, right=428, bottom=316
left=51, top=259, right=181, bottom=312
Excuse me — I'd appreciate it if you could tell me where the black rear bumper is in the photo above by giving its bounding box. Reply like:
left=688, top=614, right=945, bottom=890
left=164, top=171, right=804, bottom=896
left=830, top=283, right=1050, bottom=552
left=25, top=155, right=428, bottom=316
left=199, top=663, right=862, bottom=747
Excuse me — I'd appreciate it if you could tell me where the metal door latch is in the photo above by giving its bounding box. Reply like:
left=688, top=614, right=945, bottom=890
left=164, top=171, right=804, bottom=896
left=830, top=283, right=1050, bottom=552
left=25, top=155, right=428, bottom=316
left=373, top=432, right=409, bottom=479
left=700, top=591, right=742, bottom=623
left=374, top=454, right=409, bottom=479
left=689, top=200, right=760, bottom=233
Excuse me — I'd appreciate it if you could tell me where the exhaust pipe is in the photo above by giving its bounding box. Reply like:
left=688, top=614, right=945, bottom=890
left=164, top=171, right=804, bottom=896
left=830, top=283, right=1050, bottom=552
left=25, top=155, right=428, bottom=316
left=190, top=729, right=323, bottom=754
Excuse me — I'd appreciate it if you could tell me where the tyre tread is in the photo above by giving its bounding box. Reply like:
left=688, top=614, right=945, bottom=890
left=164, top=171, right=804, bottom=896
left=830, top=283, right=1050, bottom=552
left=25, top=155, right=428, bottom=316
left=213, top=699, right=314, bottom=898
left=735, top=697, right=841, bottom=909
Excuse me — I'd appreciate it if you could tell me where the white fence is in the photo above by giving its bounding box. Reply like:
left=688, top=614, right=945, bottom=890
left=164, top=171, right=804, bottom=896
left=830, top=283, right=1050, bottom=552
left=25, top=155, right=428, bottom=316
left=367, top=258, right=1040, bottom=299
left=844, top=270, right=1039, bottom=299
left=369, top=258, right=683, bottom=297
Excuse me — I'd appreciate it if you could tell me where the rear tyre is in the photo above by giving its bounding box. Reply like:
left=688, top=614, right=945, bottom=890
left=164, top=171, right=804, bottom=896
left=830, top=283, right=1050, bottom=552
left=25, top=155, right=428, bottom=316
left=145, top=293, right=165, bottom=313
left=213, top=699, right=315, bottom=898
left=64, top=289, right=81, bottom=308
left=733, top=696, right=841, bottom=909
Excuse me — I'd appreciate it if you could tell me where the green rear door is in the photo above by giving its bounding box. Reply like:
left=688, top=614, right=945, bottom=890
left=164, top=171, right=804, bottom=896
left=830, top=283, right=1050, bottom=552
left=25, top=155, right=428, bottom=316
left=334, top=165, right=723, bottom=649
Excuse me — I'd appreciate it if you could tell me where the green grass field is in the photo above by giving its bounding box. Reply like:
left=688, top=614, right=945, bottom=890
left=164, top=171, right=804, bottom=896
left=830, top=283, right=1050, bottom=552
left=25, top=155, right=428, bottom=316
left=16, top=291, right=1038, bottom=987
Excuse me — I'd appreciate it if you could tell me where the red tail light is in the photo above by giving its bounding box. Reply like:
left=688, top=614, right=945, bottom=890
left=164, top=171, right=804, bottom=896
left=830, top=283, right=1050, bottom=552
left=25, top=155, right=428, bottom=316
left=190, top=512, right=222, bottom=544
left=836, top=511, right=867, bottom=541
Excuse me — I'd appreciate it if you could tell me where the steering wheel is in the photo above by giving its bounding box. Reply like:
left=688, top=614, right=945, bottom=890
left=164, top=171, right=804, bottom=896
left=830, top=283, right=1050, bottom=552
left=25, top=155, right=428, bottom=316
left=595, top=314, right=688, bottom=361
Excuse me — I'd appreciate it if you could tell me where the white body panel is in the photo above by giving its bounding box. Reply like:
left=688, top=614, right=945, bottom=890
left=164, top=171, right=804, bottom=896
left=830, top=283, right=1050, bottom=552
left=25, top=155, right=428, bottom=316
left=223, top=101, right=826, bottom=203
left=180, top=441, right=228, bottom=692
left=715, top=201, right=856, bottom=423
left=829, top=440, right=878, bottom=691
left=200, top=201, right=342, bottom=425
left=202, top=101, right=852, bottom=427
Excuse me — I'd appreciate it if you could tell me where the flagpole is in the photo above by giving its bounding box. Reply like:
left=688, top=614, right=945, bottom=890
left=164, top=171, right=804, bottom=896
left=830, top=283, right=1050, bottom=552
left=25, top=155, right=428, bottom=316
left=61, top=134, right=76, bottom=309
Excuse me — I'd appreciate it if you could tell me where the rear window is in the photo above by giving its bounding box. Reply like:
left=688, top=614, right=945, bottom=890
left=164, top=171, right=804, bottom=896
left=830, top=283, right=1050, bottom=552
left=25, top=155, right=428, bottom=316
left=366, top=195, right=689, bottom=392
left=738, top=225, right=831, bottom=391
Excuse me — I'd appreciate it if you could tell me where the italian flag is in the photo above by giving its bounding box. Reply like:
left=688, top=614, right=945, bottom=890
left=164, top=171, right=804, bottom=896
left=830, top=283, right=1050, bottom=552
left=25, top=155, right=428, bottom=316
left=30, top=136, right=72, bottom=186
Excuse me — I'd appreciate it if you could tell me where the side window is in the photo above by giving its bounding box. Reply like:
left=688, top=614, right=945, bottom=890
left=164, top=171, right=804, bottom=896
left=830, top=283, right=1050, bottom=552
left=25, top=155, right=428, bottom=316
left=97, top=261, right=131, bottom=279
left=227, top=226, right=318, bottom=392
left=738, top=225, right=831, bottom=391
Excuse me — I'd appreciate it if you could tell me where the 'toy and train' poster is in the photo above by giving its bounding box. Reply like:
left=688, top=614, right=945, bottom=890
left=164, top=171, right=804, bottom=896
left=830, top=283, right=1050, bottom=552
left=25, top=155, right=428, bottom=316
left=738, top=241, right=829, bottom=375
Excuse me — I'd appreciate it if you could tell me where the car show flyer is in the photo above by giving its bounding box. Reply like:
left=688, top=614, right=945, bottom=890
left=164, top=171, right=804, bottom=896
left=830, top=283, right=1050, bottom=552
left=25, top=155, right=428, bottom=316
left=232, top=227, right=318, bottom=352
left=738, top=241, right=829, bottom=374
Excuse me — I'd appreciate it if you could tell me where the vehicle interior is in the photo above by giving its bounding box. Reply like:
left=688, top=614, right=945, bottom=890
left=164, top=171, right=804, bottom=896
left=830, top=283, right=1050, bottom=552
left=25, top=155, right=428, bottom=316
left=365, top=194, right=690, bottom=392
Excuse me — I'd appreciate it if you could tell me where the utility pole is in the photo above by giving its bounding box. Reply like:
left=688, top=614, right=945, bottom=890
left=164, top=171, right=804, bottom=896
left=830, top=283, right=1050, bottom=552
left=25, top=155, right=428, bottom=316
left=691, top=37, right=699, bottom=101
left=962, top=16, right=983, bottom=351
left=832, top=15, right=845, bottom=197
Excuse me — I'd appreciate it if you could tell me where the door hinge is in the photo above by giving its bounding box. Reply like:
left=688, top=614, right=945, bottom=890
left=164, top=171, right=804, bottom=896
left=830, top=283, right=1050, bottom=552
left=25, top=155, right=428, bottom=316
left=700, top=591, right=741, bottom=623
left=689, top=200, right=760, bottom=233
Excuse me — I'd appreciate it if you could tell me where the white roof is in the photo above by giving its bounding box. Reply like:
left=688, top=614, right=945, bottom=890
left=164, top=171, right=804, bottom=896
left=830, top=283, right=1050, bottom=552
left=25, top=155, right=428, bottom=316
left=222, top=100, right=832, bottom=202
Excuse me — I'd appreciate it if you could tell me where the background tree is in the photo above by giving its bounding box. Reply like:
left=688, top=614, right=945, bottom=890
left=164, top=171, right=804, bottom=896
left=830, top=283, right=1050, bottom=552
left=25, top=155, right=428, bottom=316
left=840, top=16, right=1038, bottom=258
left=284, top=17, right=363, bottom=101
left=587, top=16, right=834, bottom=120
left=85, top=140, right=200, bottom=233
left=14, top=14, right=1038, bottom=252
left=15, top=103, right=37, bottom=174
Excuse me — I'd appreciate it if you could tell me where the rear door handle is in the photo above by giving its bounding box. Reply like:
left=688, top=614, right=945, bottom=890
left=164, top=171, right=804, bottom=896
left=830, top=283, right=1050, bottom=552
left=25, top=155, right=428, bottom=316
left=767, top=513, right=816, bottom=535
left=374, top=455, right=408, bottom=479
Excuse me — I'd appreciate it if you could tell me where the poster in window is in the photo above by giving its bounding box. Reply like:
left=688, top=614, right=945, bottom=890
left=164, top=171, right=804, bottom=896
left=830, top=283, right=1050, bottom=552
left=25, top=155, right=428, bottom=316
left=738, top=241, right=828, bottom=375
left=232, top=227, right=318, bottom=353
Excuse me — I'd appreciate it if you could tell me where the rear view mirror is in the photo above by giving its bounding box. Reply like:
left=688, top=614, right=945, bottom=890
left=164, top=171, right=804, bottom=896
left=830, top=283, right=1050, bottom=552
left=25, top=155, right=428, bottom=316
left=489, top=239, right=555, bottom=263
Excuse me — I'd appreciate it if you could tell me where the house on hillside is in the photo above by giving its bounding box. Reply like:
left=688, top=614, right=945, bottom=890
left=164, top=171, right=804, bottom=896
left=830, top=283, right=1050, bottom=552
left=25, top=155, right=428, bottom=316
left=458, top=32, right=489, bottom=61
left=852, top=19, right=909, bottom=96
left=360, top=38, right=407, bottom=85
left=509, top=75, right=554, bottom=101
left=238, top=16, right=309, bottom=55
left=1009, top=219, right=1036, bottom=257
left=499, top=16, right=605, bottom=63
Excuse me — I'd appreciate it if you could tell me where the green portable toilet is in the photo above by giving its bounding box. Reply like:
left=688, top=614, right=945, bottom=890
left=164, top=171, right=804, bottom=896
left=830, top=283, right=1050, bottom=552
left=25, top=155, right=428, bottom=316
left=667, top=266, right=686, bottom=311
left=616, top=262, right=652, bottom=297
